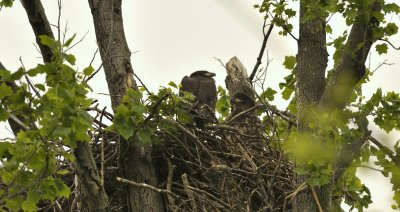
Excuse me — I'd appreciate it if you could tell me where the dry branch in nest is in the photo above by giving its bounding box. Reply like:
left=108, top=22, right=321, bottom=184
left=153, top=121, right=295, bottom=211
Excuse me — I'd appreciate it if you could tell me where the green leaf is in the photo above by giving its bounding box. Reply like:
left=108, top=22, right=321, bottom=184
left=23, top=189, right=40, bottom=211
left=113, top=106, right=134, bottom=139
left=0, top=83, right=13, bottom=99
left=22, top=199, right=36, bottom=212
left=283, top=56, right=296, bottom=70
left=385, top=23, right=398, bottom=36
left=0, top=108, right=8, bottom=121
left=372, top=11, right=384, bottom=22
left=0, top=142, right=12, bottom=158
left=282, top=87, right=293, bottom=100
left=40, top=35, right=60, bottom=49
left=27, top=64, right=49, bottom=76
left=0, top=0, right=13, bottom=7
left=64, top=34, right=76, bottom=47
left=168, top=81, right=178, bottom=88
left=261, top=87, right=277, bottom=101
left=35, top=83, right=46, bottom=91
left=57, top=169, right=70, bottom=175
left=375, top=43, right=388, bottom=55
left=65, top=54, right=76, bottom=65
left=11, top=68, right=24, bottom=80
left=55, top=178, right=71, bottom=197
left=383, top=3, right=400, bottom=14
left=83, top=66, right=94, bottom=76
left=137, top=129, right=152, bottom=143
left=6, top=196, right=24, bottom=211
left=326, top=24, right=332, bottom=34
left=284, top=8, right=296, bottom=17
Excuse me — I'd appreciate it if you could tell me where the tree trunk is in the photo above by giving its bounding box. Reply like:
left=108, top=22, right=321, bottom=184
left=87, top=0, right=165, bottom=211
left=293, top=1, right=381, bottom=211
left=73, top=141, right=109, bottom=211
left=21, top=0, right=54, bottom=63
left=294, top=1, right=330, bottom=211
left=20, top=1, right=110, bottom=210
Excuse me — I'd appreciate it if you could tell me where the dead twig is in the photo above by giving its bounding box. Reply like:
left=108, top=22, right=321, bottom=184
left=116, top=177, right=179, bottom=199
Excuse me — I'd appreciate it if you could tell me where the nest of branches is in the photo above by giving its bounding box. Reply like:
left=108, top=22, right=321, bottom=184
left=40, top=95, right=296, bottom=212
left=151, top=118, right=295, bottom=211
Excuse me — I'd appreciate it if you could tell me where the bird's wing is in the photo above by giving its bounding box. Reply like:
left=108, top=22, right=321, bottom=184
left=180, top=76, right=199, bottom=97
left=198, top=78, right=217, bottom=110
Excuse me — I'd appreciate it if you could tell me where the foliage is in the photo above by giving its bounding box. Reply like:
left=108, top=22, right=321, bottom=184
left=254, top=0, right=400, bottom=210
left=0, top=35, right=92, bottom=210
left=0, top=0, right=399, bottom=211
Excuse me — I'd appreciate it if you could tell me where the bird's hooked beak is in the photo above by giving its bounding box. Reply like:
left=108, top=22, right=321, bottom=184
left=205, top=72, right=216, bottom=77
left=231, top=97, right=242, bottom=104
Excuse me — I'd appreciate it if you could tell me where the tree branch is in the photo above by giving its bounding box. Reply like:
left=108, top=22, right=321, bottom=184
left=249, top=19, right=274, bottom=82
left=21, top=0, right=55, bottom=63
left=320, top=2, right=381, bottom=111
left=334, top=131, right=372, bottom=181
left=369, top=136, right=400, bottom=167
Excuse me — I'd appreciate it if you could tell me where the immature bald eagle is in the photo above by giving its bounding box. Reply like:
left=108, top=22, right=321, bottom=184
left=230, top=92, right=256, bottom=118
left=228, top=92, right=261, bottom=135
left=180, top=70, right=217, bottom=127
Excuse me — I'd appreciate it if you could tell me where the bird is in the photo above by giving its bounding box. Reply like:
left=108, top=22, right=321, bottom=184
left=180, top=70, right=217, bottom=128
left=227, top=92, right=261, bottom=135
left=229, top=92, right=256, bottom=119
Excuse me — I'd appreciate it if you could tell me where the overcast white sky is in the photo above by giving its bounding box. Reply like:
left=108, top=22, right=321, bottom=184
left=0, top=0, right=399, bottom=211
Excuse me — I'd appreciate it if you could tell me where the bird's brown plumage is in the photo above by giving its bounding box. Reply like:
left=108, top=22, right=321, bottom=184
left=230, top=92, right=256, bottom=118
left=180, top=70, right=217, bottom=127
left=228, top=92, right=261, bottom=135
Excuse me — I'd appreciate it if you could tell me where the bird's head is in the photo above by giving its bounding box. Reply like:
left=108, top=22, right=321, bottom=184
left=230, top=93, right=255, bottom=114
left=190, top=70, right=216, bottom=78
left=231, top=93, right=254, bottom=104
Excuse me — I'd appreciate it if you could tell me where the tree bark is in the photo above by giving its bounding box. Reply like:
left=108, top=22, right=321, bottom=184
left=319, top=2, right=380, bottom=112
left=296, top=1, right=328, bottom=124
left=20, top=1, right=110, bottom=211
left=294, top=1, right=330, bottom=211
left=73, top=141, right=109, bottom=211
left=87, top=0, right=164, bottom=211
left=21, top=0, right=54, bottom=63
left=225, top=56, right=255, bottom=100
left=294, top=1, right=381, bottom=211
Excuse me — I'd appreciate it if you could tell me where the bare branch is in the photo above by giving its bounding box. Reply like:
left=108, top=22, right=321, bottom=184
left=369, top=136, right=400, bottom=167
left=249, top=18, right=274, bottom=82
left=116, top=177, right=179, bottom=199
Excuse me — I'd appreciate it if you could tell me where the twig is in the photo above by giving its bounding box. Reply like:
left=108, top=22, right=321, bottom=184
left=89, top=48, right=99, bottom=67
left=57, top=0, right=62, bottom=42
left=19, top=57, right=41, bottom=98
left=283, top=182, right=307, bottom=211
left=379, top=38, right=400, bottom=50
left=182, top=173, right=198, bottom=212
left=116, top=177, right=179, bottom=199
left=225, top=104, right=262, bottom=124
left=369, top=136, right=400, bottom=167
left=166, top=156, right=177, bottom=210
left=6, top=110, right=30, bottom=130
left=310, top=185, right=323, bottom=212
left=65, top=31, right=89, bottom=52
left=142, top=93, right=171, bottom=126
left=371, top=59, right=393, bottom=73
left=213, top=57, right=227, bottom=69
left=99, top=107, right=106, bottom=186
left=250, top=18, right=274, bottom=82
left=133, top=72, right=151, bottom=96
left=84, top=63, right=103, bottom=82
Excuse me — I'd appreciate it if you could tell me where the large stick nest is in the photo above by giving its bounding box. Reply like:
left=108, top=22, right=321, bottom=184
left=153, top=121, right=295, bottom=211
